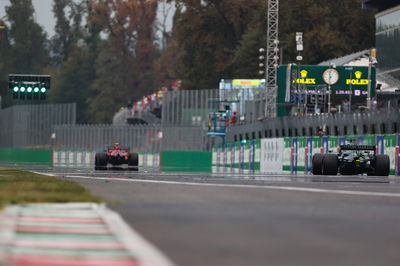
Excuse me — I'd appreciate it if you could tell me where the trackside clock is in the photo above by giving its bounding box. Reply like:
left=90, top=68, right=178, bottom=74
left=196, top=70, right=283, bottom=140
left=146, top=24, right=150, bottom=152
left=322, top=68, right=339, bottom=85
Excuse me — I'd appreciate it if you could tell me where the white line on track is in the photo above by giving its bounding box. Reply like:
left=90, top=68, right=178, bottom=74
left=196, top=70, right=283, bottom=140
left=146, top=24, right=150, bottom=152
left=64, top=174, right=400, bottom=198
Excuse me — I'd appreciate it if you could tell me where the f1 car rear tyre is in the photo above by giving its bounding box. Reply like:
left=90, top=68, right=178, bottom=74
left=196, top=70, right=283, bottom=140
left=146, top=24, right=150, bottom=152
left=312, top=153, right=324, bottom=175
left=373, top=154, right=390, bottom=176
left=95, top=153, right=107, bottom=170
left=127, top=152, right=139, bottom=171
left=322, top=154, right=338, bottom=175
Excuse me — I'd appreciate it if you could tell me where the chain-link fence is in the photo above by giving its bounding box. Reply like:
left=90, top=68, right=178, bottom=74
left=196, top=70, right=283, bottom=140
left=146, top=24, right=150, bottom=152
left=226, top=108, right=400, bottom=142
left=0, top=103, right=76, bottom=148
left=53, top=124, right=162, bottom=152
left=162, top=89, right=218, bottom=126
left=53, top=124, right=210, bottom=152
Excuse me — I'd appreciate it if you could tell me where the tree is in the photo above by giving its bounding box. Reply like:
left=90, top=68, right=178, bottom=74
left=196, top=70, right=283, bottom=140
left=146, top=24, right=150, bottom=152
left=279, top=0, right=375, bottom=64
left=86, top=0, right=159, bottom=123
left=6, top=0, right=49, bottom=74
left=0, top=20, right=10, bottom=78
left=51, top=0, right=84, bottom=65
left=50, top=47, right=97, bottom=123
left=49, top=0, right=101, bottom=123
left=0, top=19, right=11, bottom=106
left=166, top=0, right=376, bottom=90
left=168, top=0, right=264, bottom=90
left=230, top=4, right=267, bottom=78
left=153, top=36, right=179, bottom=87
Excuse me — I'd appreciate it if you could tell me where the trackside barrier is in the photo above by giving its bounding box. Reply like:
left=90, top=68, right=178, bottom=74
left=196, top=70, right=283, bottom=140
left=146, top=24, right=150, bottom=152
left=397, top=134, right=400, bottom=175
left=161, top=150, right=211, bottom=172
left=138, top=152, right=160, bottom=171
left=212, top=140, right=260, bottom=173
left=53, top=150, right=159, bottom=170
left=0, top=148, right=52, bottom=166
left=53, top=151, right=95, bottom=168
left=212, top=134, right=400, bottom=176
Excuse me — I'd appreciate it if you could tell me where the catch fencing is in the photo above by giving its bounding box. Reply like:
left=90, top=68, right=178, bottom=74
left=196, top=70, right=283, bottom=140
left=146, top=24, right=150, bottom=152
left=161, top=88, right=265, bottom=125
left=0, top=103, right=76, bottom=148
left=226, top=108, right=400, bottom=142
left=53, top=124, right=210, bottom=152
left=53, top=89, right=222, bottom=152
left=53, top=124, right=162, bottom=152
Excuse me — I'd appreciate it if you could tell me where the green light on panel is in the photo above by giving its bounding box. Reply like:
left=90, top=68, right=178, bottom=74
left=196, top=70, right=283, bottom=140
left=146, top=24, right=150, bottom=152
left=27, top=87, right=33, bottom=93
left=34, top=87, right=39, bottom=93
left=41, top=87, right=46, bottom=93
left=13, top=86, right=19, bottom=92
left=20, top=87, right=26, bottom=92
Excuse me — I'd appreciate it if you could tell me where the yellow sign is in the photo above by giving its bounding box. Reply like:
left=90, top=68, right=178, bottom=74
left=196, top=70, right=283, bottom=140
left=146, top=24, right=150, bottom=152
left=232, top=79, right=263, bottom=87
left=292, top=69, right=316, bottom=84
left=292, top=78, right=316, bottom=84
left=300, top=70, right=308, bottom=78
left=0, top=26, right=5, bottom=29
left=346, top=70, right=368, bottom=85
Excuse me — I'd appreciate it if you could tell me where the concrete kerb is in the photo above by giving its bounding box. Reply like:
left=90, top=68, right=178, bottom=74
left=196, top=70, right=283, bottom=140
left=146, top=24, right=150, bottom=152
left=0, top=203, right=175, bottom=266
left=0, top=206, right=18, bottom=264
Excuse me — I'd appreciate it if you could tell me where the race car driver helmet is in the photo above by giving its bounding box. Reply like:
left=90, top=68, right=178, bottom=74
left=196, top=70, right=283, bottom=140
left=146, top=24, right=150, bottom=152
left=113, top=142, right=120, bottom=150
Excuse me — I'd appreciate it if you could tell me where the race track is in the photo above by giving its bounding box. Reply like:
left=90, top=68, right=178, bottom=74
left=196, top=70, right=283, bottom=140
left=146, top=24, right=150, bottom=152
left=38, top=169, right=400, bottom=266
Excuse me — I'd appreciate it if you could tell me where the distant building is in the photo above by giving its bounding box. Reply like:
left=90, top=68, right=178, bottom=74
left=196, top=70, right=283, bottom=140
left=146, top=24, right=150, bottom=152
left=363, top=0, right=400, bottom=81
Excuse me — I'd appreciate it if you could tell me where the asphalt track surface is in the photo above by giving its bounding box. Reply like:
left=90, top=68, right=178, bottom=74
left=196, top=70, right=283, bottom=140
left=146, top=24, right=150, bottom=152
left=38, top=169, right=400, bottom=266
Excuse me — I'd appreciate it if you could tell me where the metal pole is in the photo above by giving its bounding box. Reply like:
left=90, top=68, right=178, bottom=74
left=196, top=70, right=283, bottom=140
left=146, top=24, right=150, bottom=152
left=328, top=85, right=331, bottom=113
left=367, top=60, right=372, bottom=110
left=349, top=71, right=352, bottom=111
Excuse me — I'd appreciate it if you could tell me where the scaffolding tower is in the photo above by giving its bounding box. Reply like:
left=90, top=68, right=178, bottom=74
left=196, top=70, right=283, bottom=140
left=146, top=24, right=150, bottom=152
left=264, top=0, right=279, bottom=118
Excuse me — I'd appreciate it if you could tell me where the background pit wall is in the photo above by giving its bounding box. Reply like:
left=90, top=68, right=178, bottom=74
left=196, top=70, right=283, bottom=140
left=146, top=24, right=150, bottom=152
left=52, top=150, right=159, bottom=170
left=213, top=134, right=400, bottom=176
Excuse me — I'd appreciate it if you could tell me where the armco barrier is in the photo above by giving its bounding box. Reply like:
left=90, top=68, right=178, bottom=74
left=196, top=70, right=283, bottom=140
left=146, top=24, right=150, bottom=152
left=161, top=150, right=212, bottom=172
left=0, top=148, right=52, bottom=166
left=213, top=134, right=400, bottom=176
left=53, top=151, right=95, bottom=168
left=212, top=140, right=260, bottom=174
left=53, top=150, right=159, bottom=170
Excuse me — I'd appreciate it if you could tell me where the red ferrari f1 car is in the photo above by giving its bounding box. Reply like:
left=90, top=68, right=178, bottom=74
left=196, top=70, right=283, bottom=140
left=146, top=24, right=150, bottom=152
left=95, top=143, right=138, bottom=170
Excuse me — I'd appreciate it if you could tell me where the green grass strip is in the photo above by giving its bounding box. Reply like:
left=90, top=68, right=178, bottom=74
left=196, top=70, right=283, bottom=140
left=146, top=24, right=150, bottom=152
left=0, top=168, right=102, bottom=210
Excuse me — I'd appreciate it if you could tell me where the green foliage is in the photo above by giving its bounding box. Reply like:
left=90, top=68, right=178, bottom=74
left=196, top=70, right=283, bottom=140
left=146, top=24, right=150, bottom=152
left=87, top=40, right=136, bottom=123
left=0, top=168, right=102, bottom=209
left=171, top=0, right=263, bottom=90
left=230, top=5, right=267, bottom=78
left=171, top=0, right=376, bottom=89
left=279, top=0, right=375, bottom=64
left=51, top=0, right=84, bottom=65
left=49, top=47, right=97, bottom=123
left=0, top=0, right=377, bottom=122
left=6, top=0, right=49, bottom=74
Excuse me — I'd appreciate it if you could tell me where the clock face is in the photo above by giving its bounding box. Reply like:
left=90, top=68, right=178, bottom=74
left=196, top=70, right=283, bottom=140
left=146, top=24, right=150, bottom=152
left=322, top=69, right=339, bottom=85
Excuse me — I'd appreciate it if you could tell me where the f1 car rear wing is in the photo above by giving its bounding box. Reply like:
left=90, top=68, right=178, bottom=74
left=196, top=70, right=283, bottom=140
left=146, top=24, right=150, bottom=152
left=339, top=144, right=375, bottom=151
